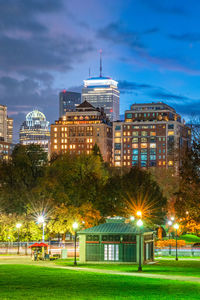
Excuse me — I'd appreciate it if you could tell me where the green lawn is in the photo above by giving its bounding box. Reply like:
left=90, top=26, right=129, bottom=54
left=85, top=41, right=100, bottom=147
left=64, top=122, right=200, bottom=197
left=0, top=264, right=200, bottom=300
left=55, top=259, right=200, bottom=277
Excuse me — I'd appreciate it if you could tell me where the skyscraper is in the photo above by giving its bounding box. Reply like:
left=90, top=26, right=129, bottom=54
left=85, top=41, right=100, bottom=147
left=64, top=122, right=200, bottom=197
left=0, top=104, right=13, bottom=160
left=59, top=90, right=81, bottom=117
left=82, top=52, right=120, bottom=121
left=19, top=110, right=50, bottom=153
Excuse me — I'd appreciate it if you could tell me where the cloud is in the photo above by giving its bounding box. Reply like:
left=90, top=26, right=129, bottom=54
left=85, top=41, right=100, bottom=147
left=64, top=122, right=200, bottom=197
left=169, top=33, right=200, bottom=43
left=150, top=90, right=190, bottom=102
left=118, top=80, right=153, bottom=93
left=141, top=0, right=187, bottom=15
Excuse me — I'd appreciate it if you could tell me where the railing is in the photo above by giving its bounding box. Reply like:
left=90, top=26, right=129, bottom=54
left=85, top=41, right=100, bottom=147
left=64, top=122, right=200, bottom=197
left=0, top=241, right=79, bottom=256
left=155, top=246, right=200, bottom=257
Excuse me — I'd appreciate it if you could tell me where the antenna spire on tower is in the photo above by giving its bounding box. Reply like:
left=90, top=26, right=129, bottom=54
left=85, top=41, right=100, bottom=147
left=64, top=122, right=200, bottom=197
left=99, top=49, right=102, bottom=77
left=89, top=67, right=91, bottom=78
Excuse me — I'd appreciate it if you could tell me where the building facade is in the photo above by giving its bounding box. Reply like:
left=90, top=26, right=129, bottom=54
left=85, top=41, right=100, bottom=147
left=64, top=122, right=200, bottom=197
left=82, top=77, right=120, bottom=121
left=19, top=110, right=50, bottom=152
left=59, top=90, right=81, bottom=117
left=0, top=104, right=13, bottom=160
left=51, top=101, right=112, bottom=163
left=113, top=102, right=190, bottom=170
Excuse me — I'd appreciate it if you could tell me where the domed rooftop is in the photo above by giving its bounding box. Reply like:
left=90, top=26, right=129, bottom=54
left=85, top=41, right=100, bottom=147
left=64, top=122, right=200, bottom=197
left=26, top=110, right=46, bottom=122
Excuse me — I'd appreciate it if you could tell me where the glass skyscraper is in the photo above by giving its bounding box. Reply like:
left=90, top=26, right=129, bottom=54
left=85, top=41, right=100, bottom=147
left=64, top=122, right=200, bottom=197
left=19, top=110, right=50, bottom=152
left=59, top=90, right=81, bottom=117
left=82, top=76, right=120, bottom=121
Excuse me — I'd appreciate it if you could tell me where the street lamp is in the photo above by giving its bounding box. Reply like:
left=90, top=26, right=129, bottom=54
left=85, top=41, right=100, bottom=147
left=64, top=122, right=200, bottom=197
left=137, top=219, right=143, bottom=272
left=167, top=220, right=173, bottom=255
left=38, top=215, right=45, bottom=242
left=174, top=223, right=179, bottom=261
left=16, top=223, right=22, bottom=255
left=130, top=216, right=135, bottom=221
left=136, top=211, right=142, bottom=217
left=72, top=222, right=78, bottom=266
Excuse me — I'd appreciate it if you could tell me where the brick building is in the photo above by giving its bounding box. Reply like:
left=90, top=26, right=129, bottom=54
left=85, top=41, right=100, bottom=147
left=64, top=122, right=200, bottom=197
left=51, top=101, right=112, bottom=163
left=113, top=102, right=190, bottom=170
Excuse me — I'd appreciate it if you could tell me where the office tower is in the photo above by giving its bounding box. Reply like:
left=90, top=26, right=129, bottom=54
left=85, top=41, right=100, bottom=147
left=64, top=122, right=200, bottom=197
left=19, top=110, right=50, bottom=152
left=51, top=101, right=112, bottom=163
left=59, top=90, right=81, bottom=117
left=113, top=102, right=190, bottom=170
left=0, top=104, right=13, bottom=160
left=82, top=52, right=119, bottom=121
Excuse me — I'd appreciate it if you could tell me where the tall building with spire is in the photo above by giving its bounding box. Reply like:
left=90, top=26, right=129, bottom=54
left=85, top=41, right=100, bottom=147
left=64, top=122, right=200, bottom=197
left=82, top=51, right=120, bottom=121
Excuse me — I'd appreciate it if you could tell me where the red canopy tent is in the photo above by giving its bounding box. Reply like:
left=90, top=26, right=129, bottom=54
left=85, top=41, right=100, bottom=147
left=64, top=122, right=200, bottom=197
left=29, top=242, right=48, bottom=248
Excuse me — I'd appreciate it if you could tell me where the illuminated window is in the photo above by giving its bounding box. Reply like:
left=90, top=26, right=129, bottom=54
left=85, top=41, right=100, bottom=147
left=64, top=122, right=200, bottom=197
left=127, top=131, right=131, bottom=136
left=123, top=138, right=126, bottom=142
left=141, top=138, right=147, bottom=142
left=54, top=139, right=57, bottom=144
left=163, top=161, right=166, bottom=165
left=168, top=131, right=174, bottom=136
left=123, top=156, right=127, bottom=160
left=132, top=132, right=138, bottom=136
left=61, top=127, right=65, bottom=131
left=54, top=145, right=57, bottom=150
left=132, top=138, right=138, bottom=143
left=54, top=133, right=57, bottom=137
left=150, top=132, right=156, bottom=136
left=141, top=143, right=147, bottom=148
left=73, top=145, right=76, bottom=149
left=168, top=161, right=174, bottom=166
left=141, top=131, right=147, bottom=136
left=132, top=144, right=138, bottom=149
left=127, top=162, right=130, bottom=166
left=115, top=132, right=121, bottom=137
left=115, top=162, right=121, bottom=167
left=114, top=138, right=121, bottom=143
left=70, top=145, right=73, bottom=149
left=54, top=128, right=57, bottom=132
left=150, top=143, right=156, bottom=148
left=123, top=132, right=127, bottom=136
left=158, top=161, right=162, bottom=166
left=132, top=149, right=138, bottom=154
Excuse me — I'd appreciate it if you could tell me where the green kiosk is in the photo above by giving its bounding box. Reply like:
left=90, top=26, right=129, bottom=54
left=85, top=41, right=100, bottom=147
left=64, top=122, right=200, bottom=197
left=78, top=217, right=154, bottom=263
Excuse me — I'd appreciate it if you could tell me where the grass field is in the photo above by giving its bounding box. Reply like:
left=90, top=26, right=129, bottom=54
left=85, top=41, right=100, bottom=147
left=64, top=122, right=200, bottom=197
left=55, top=259, right=200, bottom=277
left=0, top=264, right=200, bottom=300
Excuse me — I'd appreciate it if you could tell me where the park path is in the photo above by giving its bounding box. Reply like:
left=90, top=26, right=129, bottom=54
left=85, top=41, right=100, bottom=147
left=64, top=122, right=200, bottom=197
left=0, top=256, right=200, bottom=283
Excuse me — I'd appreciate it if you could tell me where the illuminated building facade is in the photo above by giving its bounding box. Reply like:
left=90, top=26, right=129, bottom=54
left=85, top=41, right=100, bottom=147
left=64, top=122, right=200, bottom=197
left=113, top=102, right=190, bottom=170
left=82, top=77, right=120, bottom=121
left=59, top=90, right=81, bottom=117
left=0, top=104, right=13, bottom=160
left=19, top=110, right=50, bottom=152
left=51, top=101, right=112, bottom=163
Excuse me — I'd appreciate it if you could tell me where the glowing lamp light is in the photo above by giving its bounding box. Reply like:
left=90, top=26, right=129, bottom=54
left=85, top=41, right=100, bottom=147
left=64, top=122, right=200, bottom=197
left=130, top=216, right=135, bottom=221
left=62, top=89, right=67, bottom=93
left=137, top=219, right=143, bottom=227
left=174, top=223, right=179, bottom=230
left=168, top=220, right=172, bottom=226
left=171, top=217, right=175, bottom=221
left=16, top=223, right=22, bottom=229
left=73, top=222, right=78, bottom=230
left=136, top=211, right=142, bottom=217
left=38, top=216, right=45, bottom=224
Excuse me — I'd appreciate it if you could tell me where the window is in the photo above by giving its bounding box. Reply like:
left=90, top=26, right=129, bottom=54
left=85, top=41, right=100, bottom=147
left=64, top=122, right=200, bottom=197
left=132, top=155, right=138, bottom=161
left=150, top=155, right=156, bottom=160
left=141, top=131, right=147, bottom=136
left=54, top=127, right=57, bottom=132
left=141, top=161, right=147, bottom=167
left=141, top=143, right=147, bottom=148
left=168, top=130, right=174, bottom=136
left=115, top=126, right=121, bottom=130
left=115, top=132, right=121, bottom=137
left=126, top=113, right=132, bottom=119
left=150, top=143, right=156, bottom=148
left=104, top=244, right=119, bottom=261
left=132, top=132, right=138, bottom=136
left=132, top=144, right=138, bottom=149
left=132, top=138, right=138, bottom=143
left=141, top=149, right=147, bottom=154
left=168, top=161, right=174, bottom=166
left=141, top=138, right=147, bottom=142
left=54, top=139, right=57, bottom=144
left=141, top=155, right=147, bottom=160
left=114, top=138, right=121, bottom=143
left=54, top=145, right=57, bottom=150
left=150, top=132, right=156, bottom=136
left=168, top=124, right=174, bottom=129
left=132, top=149, right=138, bottom=154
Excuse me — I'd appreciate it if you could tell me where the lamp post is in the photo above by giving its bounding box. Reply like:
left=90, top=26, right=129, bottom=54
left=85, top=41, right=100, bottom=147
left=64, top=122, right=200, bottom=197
left=38, top=215, right=45, bottom=242
left=137, top=219, right=143, bottom=272
left=167, top=220, right=173, bottom=255
left=72, top=222, right=78, bottom=266
left=16, top=223, right=22, bottom=255
left=174, top=223, right=179, bottom=261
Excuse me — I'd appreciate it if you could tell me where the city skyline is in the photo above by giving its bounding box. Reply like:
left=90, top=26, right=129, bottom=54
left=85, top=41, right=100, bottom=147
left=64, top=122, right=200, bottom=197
left=1, top=0, right=200, bottom=142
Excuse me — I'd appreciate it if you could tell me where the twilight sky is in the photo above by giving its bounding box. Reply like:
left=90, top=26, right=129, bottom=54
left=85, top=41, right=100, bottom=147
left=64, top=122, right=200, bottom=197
left=1, top=0, right=200, bottom=142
